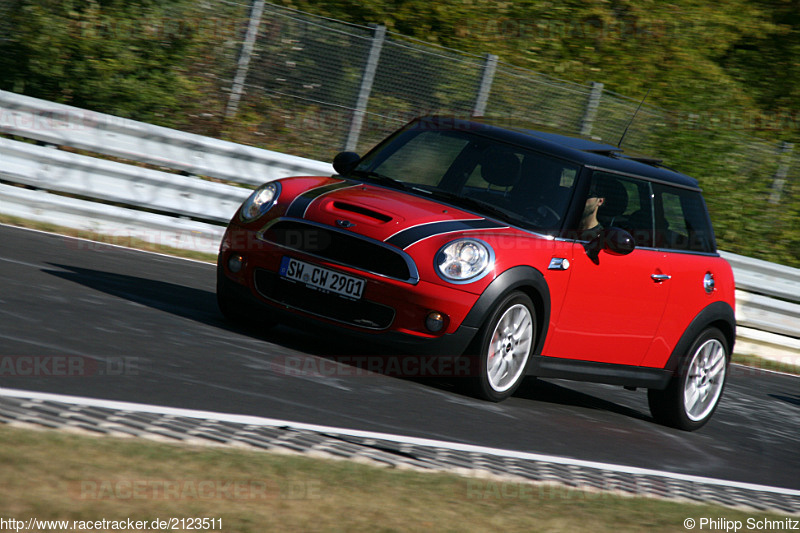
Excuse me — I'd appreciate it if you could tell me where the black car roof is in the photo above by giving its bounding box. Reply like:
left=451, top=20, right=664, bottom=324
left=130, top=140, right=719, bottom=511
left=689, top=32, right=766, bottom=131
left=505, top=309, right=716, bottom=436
left=410, top=116, right=700, bottom=190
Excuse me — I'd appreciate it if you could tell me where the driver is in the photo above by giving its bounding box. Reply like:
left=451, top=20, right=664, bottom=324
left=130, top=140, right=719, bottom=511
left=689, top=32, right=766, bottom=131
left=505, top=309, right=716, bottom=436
left=579, top=182, right=605, bottom=241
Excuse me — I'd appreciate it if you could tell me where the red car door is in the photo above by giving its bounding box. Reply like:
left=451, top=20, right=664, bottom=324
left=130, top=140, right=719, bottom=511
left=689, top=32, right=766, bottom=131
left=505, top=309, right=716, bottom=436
left=544, top=245, right=671, bottom=365
left=542, top=171, right=672, bottom=366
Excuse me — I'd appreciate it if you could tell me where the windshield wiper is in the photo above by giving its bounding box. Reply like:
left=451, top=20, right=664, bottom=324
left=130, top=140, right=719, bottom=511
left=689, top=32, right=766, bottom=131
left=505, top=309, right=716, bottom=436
left=350, top=169, right=411, bottom=191
left=425, top=190, right=523, bottom=225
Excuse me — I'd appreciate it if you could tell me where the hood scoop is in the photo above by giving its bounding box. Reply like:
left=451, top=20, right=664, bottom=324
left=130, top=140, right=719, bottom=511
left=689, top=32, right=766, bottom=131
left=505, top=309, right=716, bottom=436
left=332, top=201, right=393, bottom=223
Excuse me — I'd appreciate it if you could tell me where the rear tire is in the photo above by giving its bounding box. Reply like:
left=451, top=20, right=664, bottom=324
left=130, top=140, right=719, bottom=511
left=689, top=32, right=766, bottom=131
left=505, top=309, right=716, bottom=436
left=466, top=291, right=536, bottom=402
left=648, top=327, right=729, bottom=431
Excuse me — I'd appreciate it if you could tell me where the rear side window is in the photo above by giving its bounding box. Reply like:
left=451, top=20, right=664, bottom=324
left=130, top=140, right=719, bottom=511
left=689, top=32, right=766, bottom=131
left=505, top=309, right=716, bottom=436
left=652, top=184, right=715, bottom=253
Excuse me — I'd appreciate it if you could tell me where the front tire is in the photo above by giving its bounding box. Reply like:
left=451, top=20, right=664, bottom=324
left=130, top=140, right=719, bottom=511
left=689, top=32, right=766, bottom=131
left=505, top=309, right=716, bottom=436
left=648, top=327, right=729, bottom=431
left=216, top=268, right=275, bottom=328
left=467, top=291, right=536, bottom=402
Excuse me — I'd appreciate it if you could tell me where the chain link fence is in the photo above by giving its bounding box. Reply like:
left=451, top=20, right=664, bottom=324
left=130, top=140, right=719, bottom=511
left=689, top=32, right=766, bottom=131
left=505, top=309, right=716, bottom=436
left=226, top=2, right=794, bottom=163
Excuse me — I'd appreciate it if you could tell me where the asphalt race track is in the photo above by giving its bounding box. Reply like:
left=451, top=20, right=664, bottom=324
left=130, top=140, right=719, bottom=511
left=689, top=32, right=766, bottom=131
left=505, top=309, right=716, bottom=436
left=1, top=224, right=798, bottom=491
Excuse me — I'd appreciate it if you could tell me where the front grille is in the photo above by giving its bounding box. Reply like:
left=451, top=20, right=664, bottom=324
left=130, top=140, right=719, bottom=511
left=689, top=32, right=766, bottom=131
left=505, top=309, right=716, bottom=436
left=254, top=269, right=395, bottom=330
left=258, top=220, right=417, bottom=282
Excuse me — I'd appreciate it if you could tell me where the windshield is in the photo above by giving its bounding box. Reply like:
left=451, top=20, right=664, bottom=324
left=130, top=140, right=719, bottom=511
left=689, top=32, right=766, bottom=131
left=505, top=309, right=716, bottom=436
left=351, top=129, right=580, bottom=231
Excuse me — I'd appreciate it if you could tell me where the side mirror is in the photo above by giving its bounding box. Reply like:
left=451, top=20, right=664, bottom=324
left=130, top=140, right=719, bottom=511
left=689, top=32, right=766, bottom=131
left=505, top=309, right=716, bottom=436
left=584, top=227, right=635, bottom=263
left=333, top=151, right=361, bottom=175
left=604, top=227, right=636, bottom=256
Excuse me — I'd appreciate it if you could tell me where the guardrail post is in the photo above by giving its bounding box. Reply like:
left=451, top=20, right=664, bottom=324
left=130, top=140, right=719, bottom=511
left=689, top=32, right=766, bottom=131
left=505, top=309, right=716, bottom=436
left=769, top=141, right=794, bottom=204
left=580, top=81, right=604, bottom=137
left=344, top=24, right=386, bottom=152
left=226, top=0, right=266, bottom=119
left=472, top=54, right=498, bottom=118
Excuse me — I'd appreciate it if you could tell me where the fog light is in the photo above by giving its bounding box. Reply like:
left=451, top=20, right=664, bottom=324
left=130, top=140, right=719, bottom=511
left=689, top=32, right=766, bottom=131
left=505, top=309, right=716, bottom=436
left=228, top=254, right=244, bottom=273
left=425, top=311, right=445, bottom=333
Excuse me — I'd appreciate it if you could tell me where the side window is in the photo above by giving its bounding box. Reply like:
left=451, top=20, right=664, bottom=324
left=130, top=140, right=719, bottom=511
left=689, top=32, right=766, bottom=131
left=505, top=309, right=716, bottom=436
left=586, top=172, right=654, bottom=246
left=652, top=184, right=715, bottom=253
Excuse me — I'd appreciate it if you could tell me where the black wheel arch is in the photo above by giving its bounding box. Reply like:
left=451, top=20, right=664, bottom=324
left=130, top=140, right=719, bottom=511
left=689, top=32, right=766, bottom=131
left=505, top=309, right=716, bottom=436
left=462, top=265, right=551, bottom=358
left=662, top=301, right=736, bottom=376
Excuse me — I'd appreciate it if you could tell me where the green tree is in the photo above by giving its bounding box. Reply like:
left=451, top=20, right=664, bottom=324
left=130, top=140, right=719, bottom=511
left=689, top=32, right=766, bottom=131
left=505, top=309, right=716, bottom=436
left=0, top=0, right=201, bottom=126
left=720, top=0, right=800, bottom=137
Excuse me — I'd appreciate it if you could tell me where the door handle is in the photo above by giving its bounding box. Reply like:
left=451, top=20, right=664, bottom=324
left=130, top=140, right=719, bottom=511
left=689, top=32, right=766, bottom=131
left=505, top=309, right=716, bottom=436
left=651, top=274, right=671, bottom=282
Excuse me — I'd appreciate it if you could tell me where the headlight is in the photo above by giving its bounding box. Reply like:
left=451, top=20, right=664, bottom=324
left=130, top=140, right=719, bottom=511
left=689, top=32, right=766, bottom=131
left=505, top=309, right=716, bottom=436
left=435, top=238, right=494, bottom=283
left=239, top=182, right=280, bottom=222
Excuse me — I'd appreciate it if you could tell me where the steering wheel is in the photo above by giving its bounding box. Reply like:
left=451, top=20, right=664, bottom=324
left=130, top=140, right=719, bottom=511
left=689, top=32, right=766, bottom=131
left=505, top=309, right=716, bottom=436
left=525, top=203, right=561, bottom=227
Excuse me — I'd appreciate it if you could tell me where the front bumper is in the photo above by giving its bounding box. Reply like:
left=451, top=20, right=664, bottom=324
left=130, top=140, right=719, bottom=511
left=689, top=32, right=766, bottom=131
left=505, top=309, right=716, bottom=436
left=217, top=263, right=479, bottom=357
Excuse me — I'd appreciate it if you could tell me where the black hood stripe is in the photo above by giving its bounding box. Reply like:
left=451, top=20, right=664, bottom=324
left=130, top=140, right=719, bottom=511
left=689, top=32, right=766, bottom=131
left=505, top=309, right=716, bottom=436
left=285, top=180, right=355, bottom=218
left=385, top=219, right=507, bottom=249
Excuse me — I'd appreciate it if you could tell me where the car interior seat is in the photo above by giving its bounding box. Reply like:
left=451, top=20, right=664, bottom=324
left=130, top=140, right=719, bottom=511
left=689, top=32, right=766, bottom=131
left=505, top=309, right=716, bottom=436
left=515, top=155, right=572, bottom=215
left=596, top=177, right=628, bottom=228
left=479, top=148, right=521, bottom=190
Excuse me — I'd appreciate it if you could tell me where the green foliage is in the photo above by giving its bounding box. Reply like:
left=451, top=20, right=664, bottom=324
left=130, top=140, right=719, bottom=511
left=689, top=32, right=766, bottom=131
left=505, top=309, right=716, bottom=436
left=720, top=0, right=800, bottom=123
left=0, top=0, right=204, bottom=126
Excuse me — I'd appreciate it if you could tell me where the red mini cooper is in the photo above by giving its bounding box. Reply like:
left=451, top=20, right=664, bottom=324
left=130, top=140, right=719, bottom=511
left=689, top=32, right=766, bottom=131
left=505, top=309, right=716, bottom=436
left=217, top=117, right=736, bottom=431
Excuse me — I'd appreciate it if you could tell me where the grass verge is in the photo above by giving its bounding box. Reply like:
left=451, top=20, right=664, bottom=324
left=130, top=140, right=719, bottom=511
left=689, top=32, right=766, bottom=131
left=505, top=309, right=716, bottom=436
left=0, top=424, right=790, bottom=532
left=0, top=215, right=217, bottom=263
left=731, top=353, right=800, bottom=376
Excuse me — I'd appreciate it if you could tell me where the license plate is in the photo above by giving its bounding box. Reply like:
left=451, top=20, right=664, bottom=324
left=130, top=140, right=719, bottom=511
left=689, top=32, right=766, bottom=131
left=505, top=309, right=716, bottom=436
left=279, top=257, right=365, bottom=299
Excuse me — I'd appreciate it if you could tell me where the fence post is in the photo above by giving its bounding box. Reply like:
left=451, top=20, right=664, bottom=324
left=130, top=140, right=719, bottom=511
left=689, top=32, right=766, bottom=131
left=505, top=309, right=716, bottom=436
left=226, top=0, right=266, bottom=119
left=473, top=54, right=498, bottom=118
left=770, top=141, right=794, bottom=204
left=580, top=81, right=604, bottom=137
left=344, top=24, right=386, bottom=152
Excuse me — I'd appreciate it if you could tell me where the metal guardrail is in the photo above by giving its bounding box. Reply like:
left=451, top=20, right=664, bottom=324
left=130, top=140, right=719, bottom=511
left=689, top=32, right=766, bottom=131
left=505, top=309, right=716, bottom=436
left=0, top=90, right=333, bottom=186
left=719, top=251, right=800, bottom=362
left=720, top=250, right=800, bottom=303
left=0, top=136, right=249, bottom=224
left=734, top=289, right=800, bottom=339
left=0, top=182, right=226, bottom=254
left=0, top=92, right=797, bottom=359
